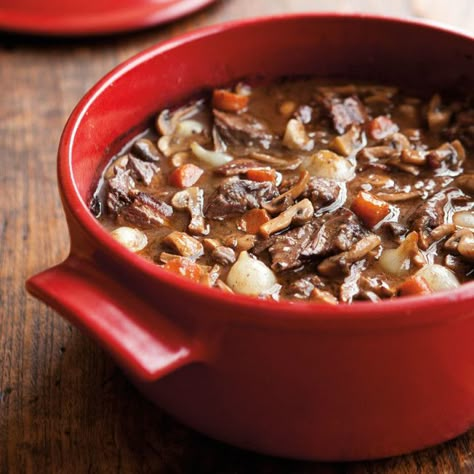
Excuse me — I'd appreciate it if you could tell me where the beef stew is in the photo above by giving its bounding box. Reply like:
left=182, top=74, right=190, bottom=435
left=91, top=79, right=474, bottom=303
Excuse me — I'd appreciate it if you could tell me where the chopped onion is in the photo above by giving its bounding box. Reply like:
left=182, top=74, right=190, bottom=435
left=226, top=251, right=277, bottom=296
left=378, top=232, right=422, bottom=276
left=190, top=142, right=233, bottom=167
left=415, top=264, right=460, bottom=292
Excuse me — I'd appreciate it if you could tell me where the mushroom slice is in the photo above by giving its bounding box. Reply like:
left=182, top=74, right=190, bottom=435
left=310, top=288, right=339, bottom=304
left=357, top=145, right=396, bottom=162
left=250, top=151, right=302, bottom=171
left=386, top=158, right=421, bottom=176
left=429, top=224, right=456, bottom=243
left=400, top=148, right=426, bottom=166
left=329, top=125, right=364, bottom=157
left=426, top=140, right=465, bottom=170
left=455, top=174, right=474, bottom=196
left=445, top=229, right=474, bottom=262
left=375, top=190, right=422, bottom=202
left=264, top=170, right=310, bottom=214
left=158, top=128, right=208, bottom=158
left=259, top=199, right=314, bottom=238
left=282, top=118, right=314, bottom=151
left=318, top=234, right=382, bottom=276
left=453, top=211, right=474, bottom=229
left=156, top=99, right=204, bottom=136
left=171, top=187, right=209, bottom=235
left=222, top=233, right=257, bottom=252
left=385, top=132, right=411, bottom=151
left=426, top=94, right=452, bottom=132
left=163, top=231, right=204, bottom=258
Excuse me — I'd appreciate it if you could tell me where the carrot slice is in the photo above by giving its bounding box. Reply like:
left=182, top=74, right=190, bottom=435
left=351, top=191, right=390, bottom=228
left=169, top=163, right=203, bottom=188
left=240, top=208, right=270, bottom=234
left=212, top=89, right=249, bottom=112
left=163, top=258, right=203, bottom=282
left=398, top=275, right=431, bottom=297
left=367, top=115, right=399, bottom=140
left=246, top=168, right=277, bottom=183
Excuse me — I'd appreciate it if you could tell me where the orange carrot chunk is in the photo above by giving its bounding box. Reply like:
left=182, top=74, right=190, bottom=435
left=169, top=163, right=203, bottom=188
left=351, top=191, right=390, bottom=228
left=246, top=168, right=277, bottom=183
left=367, top=115, right=399, bottom=140
left=398, top=275, right=432, bottom=297
left=163, top=258, right=203, bottom=282
left=240, top=208, right=271, bottom=234
left=212, top=89, right=249, bottom=112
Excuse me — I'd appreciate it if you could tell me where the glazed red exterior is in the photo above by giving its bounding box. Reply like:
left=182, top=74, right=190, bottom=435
left=26, top=15, right=474, bottom=460
left=0, top=0, right=216, bottom=36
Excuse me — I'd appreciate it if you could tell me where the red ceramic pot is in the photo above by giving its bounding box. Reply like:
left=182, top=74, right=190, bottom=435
left=26, top=14, right=474, bottom=461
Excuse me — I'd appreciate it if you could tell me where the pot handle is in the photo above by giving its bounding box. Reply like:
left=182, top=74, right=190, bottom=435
left=26, top=256, right=206, bottom=382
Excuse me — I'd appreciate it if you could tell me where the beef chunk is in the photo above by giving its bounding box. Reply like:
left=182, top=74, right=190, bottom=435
left=321, top=95, right=368, bottom=134
left=285, top=274, right=323, bottom=299
left=213, top=109, right=275, bottom=147
left=205, top=178, right=279, bottom=219
left=408, top=191, right=448, bottom=249
left=268, top=222, right=317, bottom=272
left=131, top=138, right=161, bottom=162
left=211, top=246, right=236, bottom=266
left=356, top=275, right=396, bottom=302
left=303, top=177, right=342, bottom=211
left=444, top=108, right=474, bottom=149
left=317, top=234, right=381, bottom=276
left=302, top=209, right=366, bottom=258
left=127, top=156, right=159, bottom=185
left=252, top=234, right=277, bottom=255
left=339, top=260, right=366, bottom=303
left=214, top=159, right=262, bottom=176
left=106, top=168, right=135, bottom=214
left=382, top=221, right=408, bottom=239
left=118, top=192, right=173, bottom=228
left=456, top=174, right=474, bottom=196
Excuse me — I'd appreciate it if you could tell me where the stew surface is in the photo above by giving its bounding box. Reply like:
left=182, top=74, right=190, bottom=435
left=91, top=79, right=474, bottom=303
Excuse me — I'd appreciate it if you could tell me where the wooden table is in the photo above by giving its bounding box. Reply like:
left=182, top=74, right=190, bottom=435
left=1, top=1, right=473, bottom=472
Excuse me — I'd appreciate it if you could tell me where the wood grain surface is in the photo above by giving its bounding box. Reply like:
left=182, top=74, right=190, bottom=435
left=1, top=0, right=473, bottom=472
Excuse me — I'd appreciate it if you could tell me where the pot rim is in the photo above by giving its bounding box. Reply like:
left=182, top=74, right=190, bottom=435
left=58, top=12, right=474, bottom=327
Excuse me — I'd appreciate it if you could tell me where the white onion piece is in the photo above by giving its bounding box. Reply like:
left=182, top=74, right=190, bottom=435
left=306, top=150, right=354, bottom=181
left=379, top=248, right=411, bottom=276
left=226, top=251, right=277, bottom=296
left=190, top=142, right=233, bottom=167
left=378, top=232, right=421, bottom=276
left=415, top=264, right=460, bottom=292
left=453, top=211, right=474, bottom=229
left=111, top=227, right=147, bottom=252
